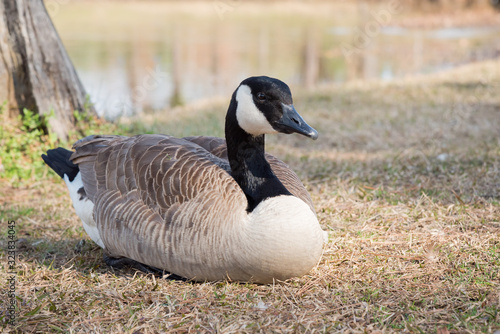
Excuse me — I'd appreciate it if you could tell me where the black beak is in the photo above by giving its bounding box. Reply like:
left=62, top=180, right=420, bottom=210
left=274, top=104, right=319, bottom=140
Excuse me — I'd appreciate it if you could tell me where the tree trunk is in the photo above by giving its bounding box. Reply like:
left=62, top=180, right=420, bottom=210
left=0, top=0, right=95, bottom=140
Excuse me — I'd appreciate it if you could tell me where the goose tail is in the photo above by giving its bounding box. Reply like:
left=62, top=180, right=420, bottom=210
left=41, top=147, right=79, bottom=181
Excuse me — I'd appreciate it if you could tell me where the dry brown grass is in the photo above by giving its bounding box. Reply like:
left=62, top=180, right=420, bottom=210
left=1, top=60, right=499, bottom=333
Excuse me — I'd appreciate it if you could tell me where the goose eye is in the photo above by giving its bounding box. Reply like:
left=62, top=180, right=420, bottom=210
left=256, top=92, right=266, bottom=101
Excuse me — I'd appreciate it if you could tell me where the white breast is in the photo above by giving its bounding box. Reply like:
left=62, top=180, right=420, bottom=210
left=240, top=195, right=325, bottom=282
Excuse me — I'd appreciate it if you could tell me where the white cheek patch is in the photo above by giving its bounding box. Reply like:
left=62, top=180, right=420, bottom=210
left=235, top=85, right=278, bottom=136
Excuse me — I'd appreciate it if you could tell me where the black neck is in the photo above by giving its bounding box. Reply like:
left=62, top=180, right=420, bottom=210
left=225, top=95, right=291, bottom=212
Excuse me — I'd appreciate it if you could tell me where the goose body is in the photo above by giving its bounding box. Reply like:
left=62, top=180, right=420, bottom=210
left=43, top=76, right=326, bottom=283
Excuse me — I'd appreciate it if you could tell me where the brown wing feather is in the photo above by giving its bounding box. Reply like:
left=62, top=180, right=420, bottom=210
left=72, top=135, right=232, bottom=207
left=71, top=135, right=247, bottom=271
left=183, top=136, right=315, bottom=213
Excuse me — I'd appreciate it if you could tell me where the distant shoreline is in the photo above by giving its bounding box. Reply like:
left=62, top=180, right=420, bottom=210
left=51, top=0, right=500, bottom=28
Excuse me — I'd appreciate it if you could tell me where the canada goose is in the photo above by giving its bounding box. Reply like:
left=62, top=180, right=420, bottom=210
left=42, top=76, right=326, bottom=283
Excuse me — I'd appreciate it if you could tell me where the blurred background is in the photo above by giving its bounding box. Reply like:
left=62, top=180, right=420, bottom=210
left=47, top=0, right=500, bottom=119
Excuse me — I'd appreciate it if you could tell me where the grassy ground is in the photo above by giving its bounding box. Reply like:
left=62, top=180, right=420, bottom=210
left=1, top=60, right=499, bottom=333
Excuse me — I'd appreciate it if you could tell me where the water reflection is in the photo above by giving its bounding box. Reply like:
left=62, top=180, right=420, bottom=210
left=54, top=4, right=500, bottom=119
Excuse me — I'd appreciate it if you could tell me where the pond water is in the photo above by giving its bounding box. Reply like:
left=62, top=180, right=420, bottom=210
left=51, top=2, right=500, bottom=118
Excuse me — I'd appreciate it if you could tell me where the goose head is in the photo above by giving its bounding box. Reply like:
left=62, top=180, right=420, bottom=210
left=225, top=76, right=318, bottom=212
left=231, top=76, right=318, bottom=140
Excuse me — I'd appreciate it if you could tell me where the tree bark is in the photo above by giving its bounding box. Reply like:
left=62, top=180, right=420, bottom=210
left=0, top=0, right=95, bottom=140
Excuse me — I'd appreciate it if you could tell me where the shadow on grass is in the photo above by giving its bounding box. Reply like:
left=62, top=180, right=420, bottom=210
left=289, top=152, right=499, bottom=204
left=12, top=237, right=190, bottom=283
